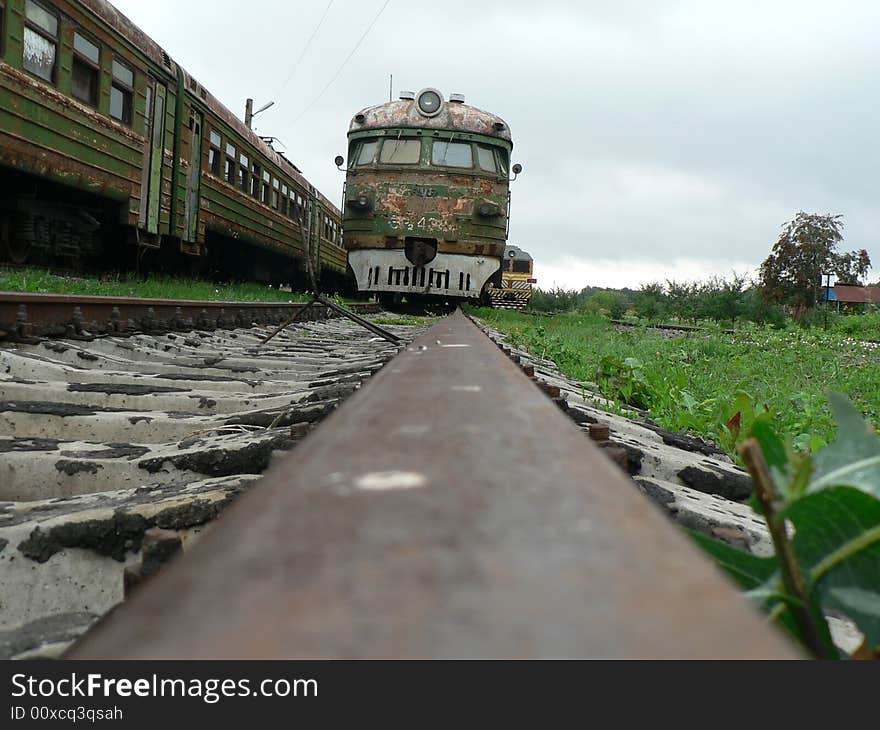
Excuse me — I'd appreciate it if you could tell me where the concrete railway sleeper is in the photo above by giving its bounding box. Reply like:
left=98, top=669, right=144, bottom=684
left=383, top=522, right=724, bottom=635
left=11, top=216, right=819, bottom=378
left=0, top=314, right=421, bottom=658
left=62, top=310, right=798, bottom=659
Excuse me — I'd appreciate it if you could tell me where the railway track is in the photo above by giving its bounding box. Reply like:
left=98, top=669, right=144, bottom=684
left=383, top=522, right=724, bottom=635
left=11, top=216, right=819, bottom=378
left=0, top=300, right=816, bottom=658
left=0, top=305, right=419, bottom=658
left=0, top=292, right=381, bottom=341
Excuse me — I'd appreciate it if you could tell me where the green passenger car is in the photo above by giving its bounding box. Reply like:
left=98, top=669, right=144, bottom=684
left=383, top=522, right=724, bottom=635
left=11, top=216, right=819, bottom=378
left=0, top=0, right=345, bottom=287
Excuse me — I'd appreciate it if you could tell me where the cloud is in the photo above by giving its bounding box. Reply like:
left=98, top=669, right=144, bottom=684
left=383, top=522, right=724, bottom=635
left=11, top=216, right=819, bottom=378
left=535, top=255, right=757, bottom=291
left=109, top=0, right=879, bottom=286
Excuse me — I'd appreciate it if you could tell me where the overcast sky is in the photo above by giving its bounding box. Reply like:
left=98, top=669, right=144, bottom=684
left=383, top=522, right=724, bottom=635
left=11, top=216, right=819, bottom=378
left=111, top=0, right=879, bottom=290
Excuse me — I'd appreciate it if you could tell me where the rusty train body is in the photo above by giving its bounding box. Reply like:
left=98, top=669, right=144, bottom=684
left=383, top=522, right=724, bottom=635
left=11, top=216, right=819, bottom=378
left=341, top=88, right=519, bottom=304
left=0, top=0, right=347, bottom=287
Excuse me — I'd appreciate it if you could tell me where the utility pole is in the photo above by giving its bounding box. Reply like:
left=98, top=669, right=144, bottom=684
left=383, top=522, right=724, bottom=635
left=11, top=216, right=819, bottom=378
left=245, top=98, right=274, bottom=130
left=824, top=273, right=832, bottom=330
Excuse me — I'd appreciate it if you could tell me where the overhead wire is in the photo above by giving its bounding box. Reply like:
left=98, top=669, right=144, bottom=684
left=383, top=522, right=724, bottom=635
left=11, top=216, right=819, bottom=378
left=290, top=0, right=392, bottom=126
left=276, top=0, right=335, bottom=98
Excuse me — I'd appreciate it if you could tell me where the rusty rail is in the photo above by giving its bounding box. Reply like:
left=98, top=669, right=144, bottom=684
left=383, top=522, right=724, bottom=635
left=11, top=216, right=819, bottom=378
left=0, top=292, right=380, bottom=340
left=67, top=310, right=798, bottom=658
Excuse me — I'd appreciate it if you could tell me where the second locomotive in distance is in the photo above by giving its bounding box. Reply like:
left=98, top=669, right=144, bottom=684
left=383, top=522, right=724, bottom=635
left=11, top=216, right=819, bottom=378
left=339, top=88, right=521, bottom=305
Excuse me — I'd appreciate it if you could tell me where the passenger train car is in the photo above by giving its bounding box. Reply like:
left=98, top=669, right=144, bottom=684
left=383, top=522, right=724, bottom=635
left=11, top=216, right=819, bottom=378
left=0, top=0, right=346, bottom=288
left=340, top=88, right=520, bottom=304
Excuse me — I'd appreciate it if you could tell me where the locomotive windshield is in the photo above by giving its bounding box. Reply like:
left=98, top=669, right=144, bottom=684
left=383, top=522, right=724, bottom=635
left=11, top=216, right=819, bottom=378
left=431, top=140, right=472, bottom=168
left=355, top=140, right=378, bottom=165
left=379, top=138, right=420, bottom=165
left=476, top=146, right=496, bottom=173
left=350, top=136, right=509, bottom=174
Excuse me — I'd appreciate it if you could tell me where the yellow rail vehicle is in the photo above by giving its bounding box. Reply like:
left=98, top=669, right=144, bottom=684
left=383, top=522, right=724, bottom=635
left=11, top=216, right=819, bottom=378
left=487, top=245, right=535, bottom=309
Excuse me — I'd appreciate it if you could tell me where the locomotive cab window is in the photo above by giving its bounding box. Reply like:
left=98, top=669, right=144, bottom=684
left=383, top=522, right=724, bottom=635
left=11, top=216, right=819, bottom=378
left=513, top=260, right=531, bottom=273
left=110, top=59, right=134, bottom=125
left=476, top=145, right=497, bottom=173
left=355, top=140, right=378, bottom=166
left=72, top=32, right=100, bottom=107
left=432, top=140, right=473, bottom=168
left=208, top=131, right=222, bottom=176
left=23, top=0, right=58, bottom=83
left=496, top=148, right=509, bottom=175
left=379, top=138, right=420, bottom=165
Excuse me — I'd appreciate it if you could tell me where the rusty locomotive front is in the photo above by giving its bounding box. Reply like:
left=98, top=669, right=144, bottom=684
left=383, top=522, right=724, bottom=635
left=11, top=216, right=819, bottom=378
left=340, top=88, right=520, bottom=304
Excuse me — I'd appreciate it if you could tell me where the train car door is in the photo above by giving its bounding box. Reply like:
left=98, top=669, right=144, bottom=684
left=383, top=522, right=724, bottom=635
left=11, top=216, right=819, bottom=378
left=306, top=197, right=317, bottom=281
left=184, top=110, right=203, bottom=242
left=138, top=79, right=167, bottom=236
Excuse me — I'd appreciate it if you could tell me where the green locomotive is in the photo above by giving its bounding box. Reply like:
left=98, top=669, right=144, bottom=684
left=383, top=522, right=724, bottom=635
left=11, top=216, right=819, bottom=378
left=0, top=0, right=346, bottom=288
left=340, top=88, right=520, bottom=304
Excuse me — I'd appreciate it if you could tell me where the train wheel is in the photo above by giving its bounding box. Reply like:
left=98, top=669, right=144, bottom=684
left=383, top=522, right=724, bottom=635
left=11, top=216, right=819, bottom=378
left=1, top=216, right=30, bottom=264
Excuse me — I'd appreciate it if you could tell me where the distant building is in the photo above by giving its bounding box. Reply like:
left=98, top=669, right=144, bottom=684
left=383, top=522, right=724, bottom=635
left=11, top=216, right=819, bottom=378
left=820, top=285, right=880, bottom=309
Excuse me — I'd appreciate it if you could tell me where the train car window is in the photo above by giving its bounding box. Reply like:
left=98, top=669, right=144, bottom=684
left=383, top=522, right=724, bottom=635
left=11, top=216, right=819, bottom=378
left=208, top=131, right=222, bottom=176
left=23, top=0, right=58, bottom=83
left=110, top=59, right=134, bottom=125
left=272, top=178, right=279, bottom=209
left=281, top=184, right=289, bottom=216
left=239, top=154, right=249, bottom=192
left=356, top=140, right=378, bottom=166
left=225, top=143, right=236, bottom=185
left=477, top=146, right=497, bottom=173
left=251, top=163, right=261, bottom=198
left=262, top=171, right=271, bottom=205
left=379, top=138, right=420, bottom=165
left=72, top=32, right=100, bottom=107
left=432, top=140, right=473, bottom=168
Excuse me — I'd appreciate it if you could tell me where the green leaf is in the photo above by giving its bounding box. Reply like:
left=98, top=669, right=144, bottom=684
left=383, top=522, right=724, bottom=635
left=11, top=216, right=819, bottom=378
left=810, top=393, right=880, bottom=498
left=687, top=530, right=777, bottom=589
left=828, top=587, right=880, bottom=622
left=781, top=487, right=880, bottom=650
left=752, top=419, right=788, bottom=471
left=689, top=531, right=810, bottom=646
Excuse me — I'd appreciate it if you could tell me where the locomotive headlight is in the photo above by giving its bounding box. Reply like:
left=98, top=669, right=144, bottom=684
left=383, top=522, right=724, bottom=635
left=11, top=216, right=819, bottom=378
left=416, top=88, right=443, bottom=117
left=345, top=193, right=372, bottom=212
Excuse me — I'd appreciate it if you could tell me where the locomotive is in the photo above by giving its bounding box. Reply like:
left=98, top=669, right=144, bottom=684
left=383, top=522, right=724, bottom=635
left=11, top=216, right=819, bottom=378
left=338, top=88, right=521, bottom=305
left=485, top=244, right=536, bottom=309
left=0, top=0, right=346, bottom=289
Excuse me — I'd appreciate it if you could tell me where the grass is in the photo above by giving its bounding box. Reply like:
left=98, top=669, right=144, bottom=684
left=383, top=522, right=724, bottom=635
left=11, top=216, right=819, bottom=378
left=372, top=315, right=439, bottom=326
left=830, top=310, right=880, bottom=340
left=469, top=307, right=880, bottom=457
left=0, top=267, right=317, bottom=303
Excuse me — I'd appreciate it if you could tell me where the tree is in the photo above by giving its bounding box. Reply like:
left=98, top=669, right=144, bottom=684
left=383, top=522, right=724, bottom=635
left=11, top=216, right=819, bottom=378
left=588, top=290, right=629, bottom=319
left=633, top=282, right=666, bottom=322
left=832, top=249, right=871, bottom=285
left=759, top=212, right=871, bottom=312
left=697, top=273, right=748, bottom=324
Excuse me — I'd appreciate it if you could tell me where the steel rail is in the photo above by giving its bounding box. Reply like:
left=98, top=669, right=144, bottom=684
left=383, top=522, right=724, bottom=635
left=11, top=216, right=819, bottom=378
left=0, top=292, right=380, bottom=339
left=67, top=310, right=798, bottom=659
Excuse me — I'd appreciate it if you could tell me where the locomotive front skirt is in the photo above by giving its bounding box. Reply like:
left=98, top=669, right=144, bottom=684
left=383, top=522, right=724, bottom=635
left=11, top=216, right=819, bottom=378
left=342, top=89, right=515, bottom=301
